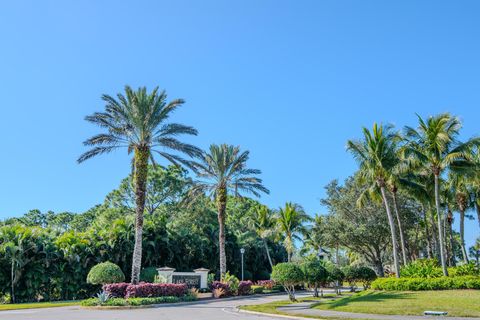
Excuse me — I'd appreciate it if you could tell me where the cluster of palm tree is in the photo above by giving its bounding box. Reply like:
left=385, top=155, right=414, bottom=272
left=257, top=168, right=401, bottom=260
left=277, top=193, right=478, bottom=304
left=347, top=113, right=480, bottom=277
left=78, top=86, right=270, bottom=282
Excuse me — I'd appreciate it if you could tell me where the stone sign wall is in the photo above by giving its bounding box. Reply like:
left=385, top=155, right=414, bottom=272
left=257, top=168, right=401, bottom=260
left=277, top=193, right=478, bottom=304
left=157, top=267, right=209, bottom=289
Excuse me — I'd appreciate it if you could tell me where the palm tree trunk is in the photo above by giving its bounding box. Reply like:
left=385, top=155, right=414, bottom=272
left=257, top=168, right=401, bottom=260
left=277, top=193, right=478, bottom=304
left=131, top=147, right=149, bottom=284
left=262, top=238, right=273, bottom=268
left=379, top=185, right=401, bottom=278
left=448, top=215, right=456, bottom=266
left=422, top=204, right=432, bottom=259
left=434, top=173, right=448, bottom=276
left=476, top=199, right=480, bottom=230
left=459, top=209, right=469, bottom=263
left=392, top=190, right=408, bottom=265
left=429, top=207, right=439, bottom=258
left=11, top=259, right=15, bottom=304
left=216, top=186, right=228, bottom=277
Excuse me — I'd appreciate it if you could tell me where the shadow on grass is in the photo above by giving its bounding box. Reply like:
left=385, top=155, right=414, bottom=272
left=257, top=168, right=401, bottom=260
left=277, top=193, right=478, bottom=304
left=318, top=291, right=413, bottom=309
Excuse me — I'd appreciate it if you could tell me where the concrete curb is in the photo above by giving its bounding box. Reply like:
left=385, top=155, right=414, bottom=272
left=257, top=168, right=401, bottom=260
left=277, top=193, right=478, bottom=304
left=236, top=307, right=313, bottom=320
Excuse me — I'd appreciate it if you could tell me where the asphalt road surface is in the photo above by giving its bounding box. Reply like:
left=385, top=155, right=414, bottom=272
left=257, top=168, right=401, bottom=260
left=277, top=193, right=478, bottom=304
left=0, top=293, right=311, bottom=320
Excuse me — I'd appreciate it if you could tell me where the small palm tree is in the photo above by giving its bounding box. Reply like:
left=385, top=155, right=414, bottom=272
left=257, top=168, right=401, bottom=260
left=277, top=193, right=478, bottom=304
left=347, top=123, right=401, bottom=277
left=250, top=205, right=276, bottom=268
left=78, top=86, right=201, bottom=283
left=189, top=144, right=269, bottom=276
left=276, top=202, right=310, bottom=262
left=403, top=113, right=479, bottom=275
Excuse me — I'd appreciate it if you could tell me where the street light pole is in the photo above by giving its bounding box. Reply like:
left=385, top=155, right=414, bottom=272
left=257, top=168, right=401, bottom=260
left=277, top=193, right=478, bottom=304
left=240, top=248, right=245, bottom=281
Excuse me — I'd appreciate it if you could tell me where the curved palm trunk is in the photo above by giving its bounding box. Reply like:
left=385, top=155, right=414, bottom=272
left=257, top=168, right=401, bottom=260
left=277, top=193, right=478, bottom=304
left=379, top=185, right=401, bottom=278
left=131, top=148, right=149, bottom=284
left=476, top=198, right=480, bottom=230
left=262, top=238, right=273, bottom=268
left=422, top=204, right=432, bottom=259
left=429, top=207, right=439, bottom=258
left=392, top=190, right=408, bottom=266
left=216, top=186, right=227, bottom=277
left=459, top=209, right=469, bottom=263
left=434, top=174, right=448, bottom=276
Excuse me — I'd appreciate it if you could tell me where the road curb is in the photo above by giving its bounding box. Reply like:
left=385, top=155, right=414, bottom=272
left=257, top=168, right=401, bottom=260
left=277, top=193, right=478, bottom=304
left=236, top=307, right=314, bottom=320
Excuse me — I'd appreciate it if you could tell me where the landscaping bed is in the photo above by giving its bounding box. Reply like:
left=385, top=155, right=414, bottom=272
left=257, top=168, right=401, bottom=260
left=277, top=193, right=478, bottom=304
left=81, top=295, right=196, bottom=307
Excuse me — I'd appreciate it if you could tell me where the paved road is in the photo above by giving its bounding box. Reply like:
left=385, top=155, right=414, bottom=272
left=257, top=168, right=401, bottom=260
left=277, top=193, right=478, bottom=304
left=0, top=293, right=308, bottom=320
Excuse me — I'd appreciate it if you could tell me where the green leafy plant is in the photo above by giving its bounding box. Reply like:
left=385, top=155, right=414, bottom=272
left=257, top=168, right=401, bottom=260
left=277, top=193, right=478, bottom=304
left=140, top=267, right=158, bottom=283
left=87, top=262, right=125, bottom=285
left=400, top=259, right=443, bottom=278
left=271, top=263, right=304, bottom=302
left=221, top=272, right=240, bottom=295
left=371, top=276, right=480, bottom=291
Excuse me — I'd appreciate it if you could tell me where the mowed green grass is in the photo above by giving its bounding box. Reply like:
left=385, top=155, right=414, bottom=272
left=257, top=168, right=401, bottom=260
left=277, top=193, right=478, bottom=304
left=313, top=290, right=480, bottom=317
left=0, top=300, right=80, bottom=311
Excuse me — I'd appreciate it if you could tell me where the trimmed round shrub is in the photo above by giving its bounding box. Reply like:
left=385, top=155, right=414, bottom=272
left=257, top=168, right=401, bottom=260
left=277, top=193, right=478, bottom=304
left=140, top=267, right=158, bottom=283
left=87, top=262, right=125, bottom=285
left=301, top=260, right=328, bottom=296
left=271, top=263, right=304, bottom=301
left=356, top=266, right=377, bottom=288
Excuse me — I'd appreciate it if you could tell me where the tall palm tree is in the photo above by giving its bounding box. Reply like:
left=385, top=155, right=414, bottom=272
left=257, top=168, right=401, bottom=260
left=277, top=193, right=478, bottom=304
left=403, top=113, right=479, bottom=275
left=189, top=144, right=269, bottom=277
left=347, top=123, right=401, bottom=277
left=276, top=202, right=310, bottom=262
left=447, top=172, right=470, bottom=263
left=78, top=86, right=201, bottom=284
left=250, top=205, right=276, bottom=269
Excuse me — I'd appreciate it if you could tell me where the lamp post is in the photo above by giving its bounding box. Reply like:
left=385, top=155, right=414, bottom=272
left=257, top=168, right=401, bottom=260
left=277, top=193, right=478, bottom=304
left=240, top=248, right=245, bottom=281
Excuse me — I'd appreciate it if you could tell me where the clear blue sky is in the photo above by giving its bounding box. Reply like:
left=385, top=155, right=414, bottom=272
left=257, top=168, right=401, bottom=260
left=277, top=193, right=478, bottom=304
left=0, top=1, right=479, bottom=248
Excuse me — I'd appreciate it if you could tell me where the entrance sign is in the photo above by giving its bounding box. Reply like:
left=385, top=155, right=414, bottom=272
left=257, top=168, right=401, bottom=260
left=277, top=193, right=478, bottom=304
left=157, top=267, right=209, bottom=289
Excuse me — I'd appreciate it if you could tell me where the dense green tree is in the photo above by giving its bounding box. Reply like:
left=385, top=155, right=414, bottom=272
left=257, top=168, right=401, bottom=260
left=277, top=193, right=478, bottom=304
left=78, top=86, right=201, bottom=284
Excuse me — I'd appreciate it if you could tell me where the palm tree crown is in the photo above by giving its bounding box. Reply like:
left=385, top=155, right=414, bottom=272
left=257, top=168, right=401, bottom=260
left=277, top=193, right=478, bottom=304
left=276, top=202, right=310, bottom=262
left=78, top=85, right=201, bottom=165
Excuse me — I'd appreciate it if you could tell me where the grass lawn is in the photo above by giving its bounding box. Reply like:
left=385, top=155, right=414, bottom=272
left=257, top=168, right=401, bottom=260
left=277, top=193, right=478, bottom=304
left=313, top=290, right=480, bottom=317
left=0, top=300, right=81, bottom=311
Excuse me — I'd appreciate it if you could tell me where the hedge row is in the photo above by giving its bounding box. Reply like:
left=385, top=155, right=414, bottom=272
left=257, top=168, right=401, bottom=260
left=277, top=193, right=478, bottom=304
left=102, top=283, right=188, bottom=298
left=371, top=276, right=480, bottom=291
left=81, top=295, right=197, bottom=307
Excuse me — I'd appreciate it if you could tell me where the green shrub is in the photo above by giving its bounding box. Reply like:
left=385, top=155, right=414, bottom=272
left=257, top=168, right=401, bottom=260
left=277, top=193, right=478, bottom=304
left=400, top=259, right=443, bottom=278
left=140, top=267, right=158, bottom=283
left=81, top=295, right=197, bottom=307
left=251, top=285, right=264, bottom=294
left=449, top=263, right=480, bottom=277
left=86, top=262, right=125, bottom=285
left=371, top=276, right=480, bottom=291
left=271, top=263, right=304, bottom=301
left=301, top=260, right=328, bottom=296
left=221, top=272, right=240, bottom=295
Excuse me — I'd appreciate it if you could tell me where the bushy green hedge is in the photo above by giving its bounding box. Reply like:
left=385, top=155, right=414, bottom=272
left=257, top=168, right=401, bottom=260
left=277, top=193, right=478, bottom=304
left=400, top=259, right=479, bottom=278
left=81, top=295, right=197, bottom=307
left=86, top=262, right=125, bottom=285
left=371, top=276, right=480, bottom=291
left=140, top=267, right=158, bottom=283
